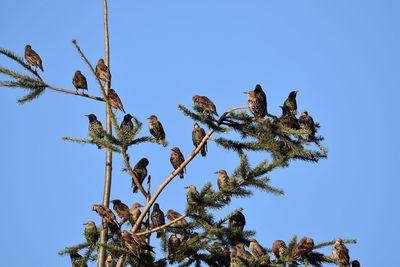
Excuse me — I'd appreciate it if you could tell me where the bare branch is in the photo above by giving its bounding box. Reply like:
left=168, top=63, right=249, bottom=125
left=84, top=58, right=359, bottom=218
left=136, top=213, right=188, bottom=237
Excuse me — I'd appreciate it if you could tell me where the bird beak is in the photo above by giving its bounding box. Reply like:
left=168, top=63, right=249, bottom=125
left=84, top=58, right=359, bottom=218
left=84, top=114, right=89, bottom=117
left=214, top=171, right=219, bottom=174
left=184, top=186, right=189, bottom=189
left=243, top=92, right=248, bottom=94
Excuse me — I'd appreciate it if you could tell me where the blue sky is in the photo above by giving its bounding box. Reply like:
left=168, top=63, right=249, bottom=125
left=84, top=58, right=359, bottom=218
left=1, top=0, right=399, bottom=266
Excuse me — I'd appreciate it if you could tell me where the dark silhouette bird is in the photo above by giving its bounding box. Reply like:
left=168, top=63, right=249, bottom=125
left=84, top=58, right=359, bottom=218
left=236, top=244, right=252, bottom=260
left=170, top=147, right=185, bottom=178
left=192, top=122, right=207, bottom=157
left=151, top=203, right=165, bottom=238
left=83, top=220, right=99, bottom=245
left=106, top=255, right=117, bottom=267
left=272, top=240, right=287, bottom=260
left=168, top=233, right=181, bottom=263
left=95, top=58, right=111, bottom=82
left=283, top=90, right=298, bottom=115
left=299, top=111, right=316, bottom=137
left=245, top=84, right=267, bottom=119
left=107, top=89, right=125, bottom=113
left=70, top=252, right=87, bottom=267
left=85, top=114, right=104, bottom=149
left=192, top=95, right=218, bottom=116
left=148, top=115, right=167, bottom=146
left=333, top=238, right=350, bottom=267
left=249, top=239, right=266, bottom=258
left=185, top=185, right=200, bottom=206
left=279, top=105, right=300, bottom=129
left=91, top=204, right=120, bottom=235
left=229, top=210, right=246, bottom=232
left=72, top=70, right=88, bottom=93
left=24, top=45, right=43, bottom=72
left=120, top=114, right=134, bottom=144
left=166, top=209, right=187, bottom=226
left=292, top=237, right=314, bottom=259
left=132, top=158, right=149, bottom=193
left=352, top=260, right=361, bottom=267
left=111, top=199, right=133, bottom=226
left=130, top=202, right=143, bottom=229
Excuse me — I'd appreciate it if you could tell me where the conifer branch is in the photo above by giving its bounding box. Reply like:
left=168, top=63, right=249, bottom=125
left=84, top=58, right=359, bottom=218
left=62, top=136, right=122, bottom=153
left=0, top=48, right=42, bottom=80
left=46, top=85, right=105, bottom=102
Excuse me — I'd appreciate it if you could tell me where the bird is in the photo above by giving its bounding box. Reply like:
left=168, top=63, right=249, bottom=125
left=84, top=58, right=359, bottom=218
left=107, top=89, right=125, bottom=113
left=352, top=260, right=361, bottom=267
left=299, top=111, right=316, bottom=137
left=95, top=58, right=111, bottom=82
left=245, top=84, right=267, bottom=119
left=192, top=95, right=218, bottom=116
left=83, top=220, right=99, bottom=245
left=120, top=114, right=134, bottom=144
left=151, top=203, right=165, bottom=238
left=148, top=115, right=167, bottom=146
left=85, top=114, right=104, bottom=149
left=249, top=239, right=266, bottom=258
left=70, top=252, right=87, bottom=267
left=192, top=122, right=207, bottom=157
left=121, top=230, right=153, bottom=260
left=185, top=185, right=200, bottom=206
left=283, top=90, right=298, bottom=115
left=166, top=209, right=187, bottom=226
left=168, top=234, right=181, bottom=263
left=272, top=240, right=287, bottom=260
left=332, top=238, right=350, bottom=267
left=228, top=210, right=246, bottom=232
left=279, top=105, right=300, bottom=129
left=230, top=247, right=239, bottom=267
left=215, top=169, right=229, bottom=192
left=106, top=255, right=117, bottom=267
left=111, top=199, right=133, bottom=226
left=72, top=70, right=88, bottom=93
left=292, top=237, right=314, bottom=259
left=24, top=45, right=43, bottom=72
left=132, top=158, right=149, bottom=193
left=91, top=204, right=120, bottom=235
left=170, top=147, right=185, bottom=178
left=236, top=244, right=252, bottom=261
left=130, top=202, right=143, bottom=229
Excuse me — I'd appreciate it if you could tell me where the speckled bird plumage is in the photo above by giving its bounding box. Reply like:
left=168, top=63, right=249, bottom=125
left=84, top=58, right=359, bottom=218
left=272, top=240, right=287, bottom=260
left=108, top=89, right=125, bottom=113
left=246, top=84, right=267, bottom=119
left=148, top=115, right=166, bottom=145
left=283, top=90, right=298, bottom=115
left=332, top=238, right=350, bottom=267
left=292, top=237, right=314, bottom=259
left=279, top=105, right=300, bottom=129
left=111, top=199, right=133, bottom=226
left=151, top=203, right=165, bottom=238
left=120, top=114, right=134, bottom=144
left=249, top=239, right=266, bottom=258
left=228, top=210, right=246, bottom=232
left=95, top=58, right=111, bottom=82
left=25, top=45, right=43, bottom=71
left=170, top=147, right=185, bottom=178
left=299, top=111, right=316, bottom=137
left=166, top=209, right=187, bottom=226
left=192, top=122, right=207, bottom=157
left=91, top=204, right=120, bottom=235
left=86, top=114, right=104, bottom=149
left=132, top=158, right=149, bottom=193
left=72, top=70, right=88, bottom=93
left=192, top=95, right=218, bottom=116
left=84, top=220, right=99, bottom=245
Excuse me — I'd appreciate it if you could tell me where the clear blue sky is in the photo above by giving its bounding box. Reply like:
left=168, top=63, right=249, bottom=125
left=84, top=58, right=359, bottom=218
left=1, top=0, right=399, bottom=266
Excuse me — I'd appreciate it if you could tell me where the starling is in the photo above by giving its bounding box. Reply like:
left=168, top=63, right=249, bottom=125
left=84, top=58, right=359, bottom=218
left=170, top=147, right=185, bottom=178
left=229, top=210, right=246, bottom=232
left=332, top=238, right=350, bottom=267
left=299, top=111, right=316, bottom=137
left=352, top=260, right=361, bottom=267
left=245, top=84, right=267, bottom=119
left=192, top=122, right=207, bottom=157
left=279, top=105, right=300, bottom=129
left=24, top=45, right=43, bottom=72
left=192, top=95, right=219, bottom=116
left=236, top=244, right=252, bottom=260
left=111, top=199, right=133, bottom=226
left=185, top=185, right=200, bottom=206
left=106, top=255, right=117, bottom=267
left=120, top=114, right=134, bottom=144
left=168, top=233, right=181, bottom=263
left=215, top=169, right=229, bottom=192
left=70, top=252, right=87, bottom=267
left=151, top=203, right=165, bottom=238
left=132, top=158, right=149, bottom=193
left=108, top=89, right=125, bottom=113
left=283, top=90, right=298, bottom=115
left=130, top=202, right=143, bottom=229
left=121, top=230, right=153, bottom=259
left=272, top=240, right=287, bottom=260
left=166, top=209, right=187, bottom=226
left=72, top=70, right=88, bottom=93
left=230, top=247, right=239, bottom=267
left=249, top=239, right=266, bottom=258
left=83, top=220, right=99, bottom=245
left=292, top=237, right=314, bottom=259
left=222, top=246, right=231, bottom=267
left=85, top=114, right=104, bottom=149
left=148, top=115, right=167, bottom=146
left=95, top=58, right=111, bottom=82
left=91, top=204, right=120, bottom=235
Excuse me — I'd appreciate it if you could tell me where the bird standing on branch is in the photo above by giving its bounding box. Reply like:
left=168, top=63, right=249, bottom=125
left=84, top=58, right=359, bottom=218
left=279, top=105, right=300, bottom=129
left=292, top=237, right=314, bottom=259
left=148, top=115, right=167, bottom=146
left=192, top=95, right=219, bottom=116
left=130, top=202, right=143, bottom=230
left=332, top=238, right=350, bottom=267
left=170, top=147, right=185, bottom=178
left=283, top=90, right=298, bottom=115
left=192, top=122, right=207, bottom=157
left=151, top=203, right=165, bottom=238
left=24, top=45, right=43, bottom=72
left=132, top=158, right=149, bottom=193
left=245, top=84, right=267, bottom=119
left=249, top=239, right=266, bottom=258
left=107, top=89, right=125, bottom=113
left=229, top=210, right=246, bottom=232
left=299, top=111, right=316, bottom=137
left=95, top=58, right=111, bottom=82
left=72, top=70, right=88, bottom=94
left=120, top=114, right=134, bottom=144
left=85, top=114, right=104, bottom=149
left=272, top=240, right=287, bottom=260
left=166, top=209, right=187, bottom=226
left=111, top=199, right=133, bottom=226
left=83, top=220, right=99, bottom=245
left=70, top=252, right=87, bottom=267
left=91, top=204, right=120, bottom=235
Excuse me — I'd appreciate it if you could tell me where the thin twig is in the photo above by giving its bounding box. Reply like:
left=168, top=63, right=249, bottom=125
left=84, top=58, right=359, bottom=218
left=46, top=85, right=104, bottom=102
left=121, top=150, right=148, bottom=197
left=136, top=213, right=188, bottom=236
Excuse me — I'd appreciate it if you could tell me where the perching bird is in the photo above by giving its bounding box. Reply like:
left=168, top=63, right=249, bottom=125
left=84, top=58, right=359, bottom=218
left=279, top=105, right=300, bottom=129
left=111, top=199, right=133, bottom=226
left=84, top=220, right=99, bottom=245
left=72, top=70, right=88, bottom=93
left=272, top=240, right=287, bottom=260
left=229, top=210, right=246, bottom=232
left=168, top=234, right=181, bottom=263
left=166, top=209, right=187, bottom=226
left=352, top=260, right=361, bottom=267
left=121, top=230, right=153, bottom=260
left=120, top=114, right=134, bottom=144
left=185, top=185, right=200, bottom=206
left=283, top=90, right=298, bottom=115
left=151, top=203, right=165, bottom=238
left=170, top=147, right=185, bottom=178
left=130, top=203, right=143, bottom=229
left=236, top=244, right=252, bottom=260
left=332, top=238, right=350, bottom=267
left=299, top=111, right=316, bottom=137
left=108, top=89, right=125, bottom=113
left=215, top=169, right=229, bottom=192
left=192, top=95, right=219, bottom=116
left=192, top=122, right=207, bottom=157
left=70, top=252, right=87, bottom=267
left=95, top=58, right=111, bottom=82
left=245, top=84, right=267, bottom=119
left=106, top=255, right=117, bottom=267
left=292, top=237, right=314, bottom=259
left=148, top=115, right=167, bottom=146
left=25, top=45, right=43, bottom=72
left=230, top=247, right=239, bottom=267
left=249, top=239, right=266, bottom=258
left=85, top=114, right=104, bottom=149
left=91, top=204, right=120, bottom=235
left=132, top=158, right=149, bottom=193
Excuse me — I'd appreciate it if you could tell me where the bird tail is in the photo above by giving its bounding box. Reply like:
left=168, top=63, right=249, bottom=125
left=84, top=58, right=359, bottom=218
left=201, top=148, right=206, bottom=157
left=179, top=172, right=184, bottom=179
left=39, top=65, right=44, bottom=72
left=97, top=144, right=102, bottom=149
